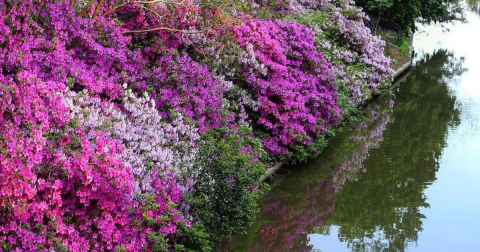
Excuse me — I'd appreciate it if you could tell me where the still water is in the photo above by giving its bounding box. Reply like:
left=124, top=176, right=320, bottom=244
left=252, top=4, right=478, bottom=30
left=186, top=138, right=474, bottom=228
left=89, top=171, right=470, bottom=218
left=220, top=1, right=480, bottom=251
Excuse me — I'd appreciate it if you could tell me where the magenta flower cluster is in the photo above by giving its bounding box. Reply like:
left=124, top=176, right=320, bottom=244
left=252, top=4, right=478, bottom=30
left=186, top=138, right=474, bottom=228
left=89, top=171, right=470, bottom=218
left=0, top=2, right=191, bottom=251
left=0, top=69, right=188, bottom=251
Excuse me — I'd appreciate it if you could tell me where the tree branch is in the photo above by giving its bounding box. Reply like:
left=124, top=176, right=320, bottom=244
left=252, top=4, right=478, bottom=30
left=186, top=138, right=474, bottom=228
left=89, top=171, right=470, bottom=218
left=122, top=27, right=206, bottom=34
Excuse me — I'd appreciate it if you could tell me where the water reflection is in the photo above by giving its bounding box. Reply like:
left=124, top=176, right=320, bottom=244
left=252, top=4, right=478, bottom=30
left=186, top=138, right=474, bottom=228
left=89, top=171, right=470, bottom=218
left=219, top=49, right=466, bottom=251
left=318, top=49, right=464, bottom=252
left=332, top=99, right=394, bottom=191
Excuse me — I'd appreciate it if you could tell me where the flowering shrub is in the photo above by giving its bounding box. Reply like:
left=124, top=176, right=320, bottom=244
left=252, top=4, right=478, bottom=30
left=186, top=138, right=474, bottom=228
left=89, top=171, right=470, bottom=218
left=233, top=19, right=341, bottom=158
left=295, top=0, right=394, bottom=106
left=137, top=50, right=234, bottom=133
left=63, top=88, right=200, bottom=195
left=0, top=2, right=191, bottom=251
left=0, top=64, right=191, bottom=252
left=0, top=0, right=398, bottom=250
left=0, top=71, right=139, bottom=251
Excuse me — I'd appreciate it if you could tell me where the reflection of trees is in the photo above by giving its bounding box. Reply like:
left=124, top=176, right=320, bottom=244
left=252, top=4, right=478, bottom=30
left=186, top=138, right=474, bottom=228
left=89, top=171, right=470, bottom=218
left=324, top=49, right=464, bottom=252
left=218, top=96, right=394, bottom=251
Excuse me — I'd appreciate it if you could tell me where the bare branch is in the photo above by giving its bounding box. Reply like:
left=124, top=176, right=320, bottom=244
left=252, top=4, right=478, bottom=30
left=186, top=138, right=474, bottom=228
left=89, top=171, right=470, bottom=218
left=122, top=27, right=206, bottom=34
left=93, top=0, right=104, bottom=19
left=80, top=0, right=96, bottom=17
left=103, top=0, right=184, bottom=17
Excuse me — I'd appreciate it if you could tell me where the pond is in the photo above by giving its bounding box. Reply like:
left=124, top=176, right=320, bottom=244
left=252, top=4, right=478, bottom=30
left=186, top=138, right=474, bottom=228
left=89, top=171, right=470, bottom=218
left=219, top=1, right=480, bottom=251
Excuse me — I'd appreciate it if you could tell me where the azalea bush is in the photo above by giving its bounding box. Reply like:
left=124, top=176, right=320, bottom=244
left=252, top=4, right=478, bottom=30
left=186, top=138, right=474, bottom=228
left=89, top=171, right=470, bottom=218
left=0, top=0, right=395, bottom=250
left=233, top=18, right=342, bottom=159
left=182, top=0, right=393, bottom=161
left=0, top=70, right=188, bottom=251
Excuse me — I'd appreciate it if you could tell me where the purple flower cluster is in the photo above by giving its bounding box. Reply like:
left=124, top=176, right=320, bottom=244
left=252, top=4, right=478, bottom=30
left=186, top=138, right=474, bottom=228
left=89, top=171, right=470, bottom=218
left=295, top=0, right=394, bottom=105
left=234, top=19, right=341, bottom=155
left=138, top=51, right=234, bottom=133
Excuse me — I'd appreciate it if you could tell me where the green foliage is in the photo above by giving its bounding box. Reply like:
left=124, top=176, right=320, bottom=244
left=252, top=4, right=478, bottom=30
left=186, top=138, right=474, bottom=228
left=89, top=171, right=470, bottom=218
left=185, top=127, right=267, bottom=242
left=378, top=29, right=411, bottom=70
left=148, top=232, right=169, bottom=252
left=174, top=223, right=215, bottom=252
left=288, top=134, right=329, bottom=163
left=356, top=0, right=448, bottom=31
left=396, top=34, right=409, bottom=54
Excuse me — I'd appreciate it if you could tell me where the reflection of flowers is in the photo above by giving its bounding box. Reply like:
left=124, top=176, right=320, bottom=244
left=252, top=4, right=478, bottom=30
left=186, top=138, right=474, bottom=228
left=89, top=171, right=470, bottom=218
left=222, top=98, right=394, bottom=252
left=333, top=99, right=394, bottom=191
left=246, top=179, right=336, bottom=252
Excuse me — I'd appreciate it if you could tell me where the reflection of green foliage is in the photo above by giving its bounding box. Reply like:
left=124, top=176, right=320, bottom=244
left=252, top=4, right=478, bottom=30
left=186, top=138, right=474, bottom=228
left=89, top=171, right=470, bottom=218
left=326, top=49, right=464, bottom=252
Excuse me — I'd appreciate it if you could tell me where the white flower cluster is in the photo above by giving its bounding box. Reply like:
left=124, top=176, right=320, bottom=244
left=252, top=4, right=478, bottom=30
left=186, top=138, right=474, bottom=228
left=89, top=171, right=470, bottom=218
left=63, top=89, right=200, bottom=195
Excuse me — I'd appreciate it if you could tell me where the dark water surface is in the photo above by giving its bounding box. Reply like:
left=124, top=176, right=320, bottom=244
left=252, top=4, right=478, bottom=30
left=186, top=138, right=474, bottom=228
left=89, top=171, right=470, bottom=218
left=220, top=2, right=480, bottom=251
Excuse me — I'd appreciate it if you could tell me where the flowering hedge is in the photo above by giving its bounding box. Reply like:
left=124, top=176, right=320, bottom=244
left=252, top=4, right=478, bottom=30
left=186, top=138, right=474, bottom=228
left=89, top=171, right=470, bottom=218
left=0, top=0, right=393, bottom=250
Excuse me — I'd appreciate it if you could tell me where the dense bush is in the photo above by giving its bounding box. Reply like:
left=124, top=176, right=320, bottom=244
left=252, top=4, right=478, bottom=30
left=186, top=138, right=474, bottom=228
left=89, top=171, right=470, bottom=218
left=0, top=71, right=152, bottom=251
left=1, top=2, right=196, bottom=251
left=186, top=127, right=266, bottom=240
left=0, top=0, right=396, bottom=250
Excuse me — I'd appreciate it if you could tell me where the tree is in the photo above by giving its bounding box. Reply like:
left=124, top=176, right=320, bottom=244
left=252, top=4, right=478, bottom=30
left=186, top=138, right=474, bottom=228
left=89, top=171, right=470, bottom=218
left=355, top=0, right=449, bottom=32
